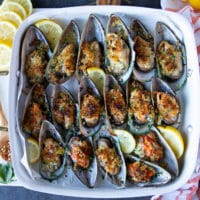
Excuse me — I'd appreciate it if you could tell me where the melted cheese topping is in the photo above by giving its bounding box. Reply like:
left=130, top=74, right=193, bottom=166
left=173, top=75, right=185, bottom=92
left=106, top=33, right=130, bottom=75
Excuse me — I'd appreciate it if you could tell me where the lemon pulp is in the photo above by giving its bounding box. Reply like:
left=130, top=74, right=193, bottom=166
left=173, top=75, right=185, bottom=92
left=87, top=67, right=105, bottom=95
left=157, top=126, right=184, bottom=159
left=35, top=19, right=63, bottom=50
left=27, top=137, right=40, bottom=164
left=113, top=129, right=136, bottom=154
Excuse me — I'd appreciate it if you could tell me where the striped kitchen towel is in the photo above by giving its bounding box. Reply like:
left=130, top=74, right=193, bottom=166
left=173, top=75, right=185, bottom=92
left=152, top=1, right=200, bottom=199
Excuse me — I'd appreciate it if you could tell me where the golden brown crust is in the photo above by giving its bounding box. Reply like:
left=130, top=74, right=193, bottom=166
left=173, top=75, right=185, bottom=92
left=41, top=138, right=63, bottom=172
left=80, top=94, right=102, bottom=127
left=22, top=102, right=46, bottom=138
left=96, top=141, right=122, bottom=175
left=134, top=36, right=155, bottom=72
left=53, top=92, right=76, bottom=130
left=155, top=92, right=180, bottom=124
left=70, top=138, right=93, bottom=169
left=135, top=132, right=164, bottom=162
left=106, top=33, right=130, bottom=75
left=157, top=41, right=182, bottom=79
left=106, top=88, right=127, bottom=125
left=26, top=43, right=48, bottom=84
left=49, top=43, right=76, bottom=83
left=127, top=161, right=156, bottom=183
left=79, top=41, right=102, bottom=74
left=129, top=84, right=155, bottom=124
left=32, top=84, right=46, bottom=105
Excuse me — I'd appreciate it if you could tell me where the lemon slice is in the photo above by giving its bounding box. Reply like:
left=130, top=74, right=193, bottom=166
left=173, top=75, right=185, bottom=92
left=0, top=42, right=11, bottom=72
left=3, top=0, right=32, bottom=16
left=157, top=126, right=184, bottom=159
left=113, top=129, right=136, bottom=154
left=27, top=137, right=40, bottom=164
left=0, top=1, right=27, bottom=20
left=35, top=19, right=63, bottom=50
left=0, top=21, right=17, bottom=46
left=87, top=67, right=105, bottom=94
left=0, top=11, right=22, bottom=27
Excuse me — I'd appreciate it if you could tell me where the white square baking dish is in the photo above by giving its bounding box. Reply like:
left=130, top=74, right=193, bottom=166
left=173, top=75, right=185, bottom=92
left=8, top=6, right=200, bottom=198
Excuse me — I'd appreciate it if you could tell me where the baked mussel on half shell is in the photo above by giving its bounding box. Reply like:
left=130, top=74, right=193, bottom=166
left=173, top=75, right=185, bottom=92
left=67, top=135, right=98, bottom=188
left=94, top=128, right=126, bottom=188
left=79, top=75, right=105, bottom=136
left=77, top=14, right=105, bottom=77
left=127, top=79, right=155, bottom=135
left=126, top=155, right=171, bottom=186
left=20, top=25, right=52, bottom=87
left=46, top=20, right=80, bottom=84
left=151, top=77, right=181, bottom=126
left=155, top=22, right=187, bottom=91
left=104, top=74, right=128, bottom=131
left=106, top=14, right=135, bottom=84
left=46, top=83, right=78, bottom=139
left=130, top=20, right=156, bottom=82
left=133, top=127, right=179, bottom=177
left=39, top=120, right=66, bottom=180
left=21, top=83, right=51, bottom=140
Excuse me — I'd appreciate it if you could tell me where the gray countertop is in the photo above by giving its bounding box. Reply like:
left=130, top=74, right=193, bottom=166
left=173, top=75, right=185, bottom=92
left=0, top=0, right=160, bottom=199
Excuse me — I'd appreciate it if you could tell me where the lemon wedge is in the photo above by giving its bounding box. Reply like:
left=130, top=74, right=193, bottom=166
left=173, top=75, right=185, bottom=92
left=182, top=0, right=200, bottom=10
left=0, top=42, right=12, bottom=72
left=0, top=21, right=17, bottom=46
left=157, top=126, right=184, bottom=159
left=0, top=1, right=27, bottom=20
left=3, top=0, right=32, bottom=16
left=0, top=11, right=22, bottom=27
left=27, top=137, right=40, bottom=164
left=113, top=129, right=136, bottom=154
left=87, top=67, right=105, bottom=94
left=35, top=19, right=63, bottom=50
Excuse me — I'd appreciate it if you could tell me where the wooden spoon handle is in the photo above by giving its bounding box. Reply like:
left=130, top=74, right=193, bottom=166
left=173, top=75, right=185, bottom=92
left=96, top=0, right=121, bottom=5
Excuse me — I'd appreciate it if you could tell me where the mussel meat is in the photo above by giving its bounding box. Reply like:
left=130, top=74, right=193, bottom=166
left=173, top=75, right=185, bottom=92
left=46, top=21, right=80, bottom=84
left=77, top=14, right=105, bottom=76
left=105, top=75, right=127, bottom=129
left=106, top=33, right=130, bottom=75
left=22, top=84, right=51, bottom=139
left=52, top=91, right=76, bottom=130
left=130, top=20, right=156, bottom=82
left=79, top=76, right=104, bottom=136
left=134, top=127, right=179, bottom=176
left=126, top=155, right=171, bottom=186
left=157, top=41, right=182, bottom=80
left=134, top=131, right=164, bottom=162
left=21, top=25, right=52, bottom=85
left=96, top=138, right=122, bottom=176
left=151, top=77, right=180, bottom=125
left=68, top=135, right=98, bottom=188
left=106, top=14, right=135, bottom=84
left=39, top=120, right=66, bottom=180
left=155, top=22, right=187, bottom=91
left=94, top=128, right=126, bottom=187
left=127, top=80, right=155, bottom=134
left=46, top=84, right=78, bottom=138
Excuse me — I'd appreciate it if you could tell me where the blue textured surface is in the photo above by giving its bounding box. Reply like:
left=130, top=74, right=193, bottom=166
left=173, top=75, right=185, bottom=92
left=0, top=0, right=160, bottom=199
left=0, top=186, right=151, bottom=200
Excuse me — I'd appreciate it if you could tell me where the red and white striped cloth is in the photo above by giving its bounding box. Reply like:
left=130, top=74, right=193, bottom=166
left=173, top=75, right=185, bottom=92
left=152, top=1, right=200, bottom=199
